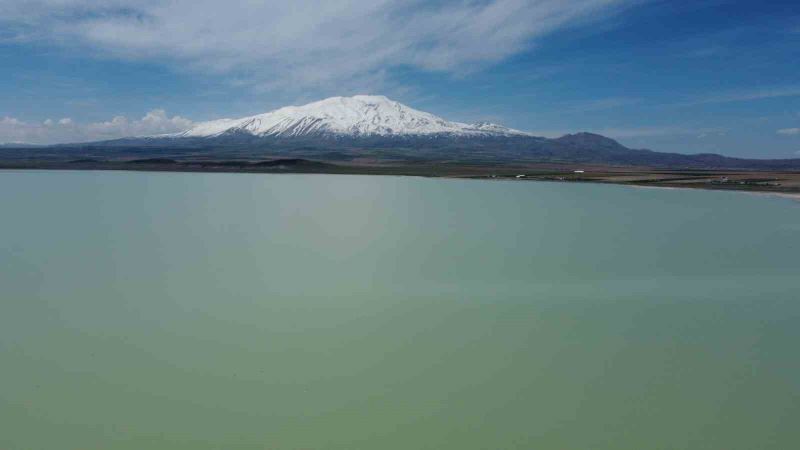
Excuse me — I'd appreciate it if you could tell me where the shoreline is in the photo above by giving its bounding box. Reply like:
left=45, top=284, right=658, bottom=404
left=622, top=182, right=800, bottom=201
left=2, top=160, right=800, bottom=200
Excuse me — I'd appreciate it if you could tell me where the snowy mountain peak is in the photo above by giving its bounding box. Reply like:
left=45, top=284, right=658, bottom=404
left=174, top=95, right=531, bottom=139
left=471, top=122, right=516, bottom=133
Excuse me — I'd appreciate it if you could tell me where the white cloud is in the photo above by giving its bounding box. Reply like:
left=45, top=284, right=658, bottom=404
left=0, top=110, right=192, bottom=144
left=777, top=127, right=799, bottom=136
left=0, top=0, right=639, bottom=91
left=1, top=117, right=24, bottom=126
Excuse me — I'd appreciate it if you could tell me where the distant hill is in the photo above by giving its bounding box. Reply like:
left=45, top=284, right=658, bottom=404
left=0, top=143, right=43, bottom=148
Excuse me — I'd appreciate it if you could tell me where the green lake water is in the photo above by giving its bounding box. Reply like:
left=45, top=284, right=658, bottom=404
left=1, top=170, right=798, bottom=449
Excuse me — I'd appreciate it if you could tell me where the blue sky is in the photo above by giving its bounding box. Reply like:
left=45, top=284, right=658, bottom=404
left=1, top=0, right=799, bottom=158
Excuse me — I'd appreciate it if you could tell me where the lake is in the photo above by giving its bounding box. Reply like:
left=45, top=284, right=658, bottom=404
left=1, top=170, right=798, bottom=450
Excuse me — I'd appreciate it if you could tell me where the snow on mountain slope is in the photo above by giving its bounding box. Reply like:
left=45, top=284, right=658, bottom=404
left=171, top=95, right=531, bottom=139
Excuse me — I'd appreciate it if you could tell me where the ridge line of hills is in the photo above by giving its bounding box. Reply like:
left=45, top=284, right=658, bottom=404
left=3, top=95, right=799, bottom=170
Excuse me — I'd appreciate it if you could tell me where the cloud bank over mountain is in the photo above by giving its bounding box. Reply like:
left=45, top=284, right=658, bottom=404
left=1, top=110, right=192, bottom=145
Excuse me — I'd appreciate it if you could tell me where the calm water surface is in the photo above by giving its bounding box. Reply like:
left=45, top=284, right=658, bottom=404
left=1, top=171, right=799, bottom=449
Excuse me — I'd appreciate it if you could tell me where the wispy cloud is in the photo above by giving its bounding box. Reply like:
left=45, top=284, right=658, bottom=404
left=528, top=125, right=725, bottom=139
left=0, top=110, right=191, bottom=144
left=567, top=97, right=641, bottom=113
left=777, top=127, right=800, bottom=136
left=677, top=86, right=800, bottom=106
left=596, top=126, right=726, bottom=138
left=683, top=46, right=724, bottom=58
left=0, top=0, right=641, bottom=93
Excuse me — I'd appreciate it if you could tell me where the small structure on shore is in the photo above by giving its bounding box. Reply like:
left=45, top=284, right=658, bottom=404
left=574, top=170, right=585, bottom=174
left=516, top=174, right=526, bottom=178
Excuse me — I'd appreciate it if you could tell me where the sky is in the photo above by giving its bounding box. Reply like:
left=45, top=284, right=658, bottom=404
left=1, top=0, right=799, bottom=158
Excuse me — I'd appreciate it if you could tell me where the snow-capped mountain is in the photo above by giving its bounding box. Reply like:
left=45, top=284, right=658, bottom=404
left=32, top=96, right=800, bottom=169
left=169, top=95, right=531, bottom=139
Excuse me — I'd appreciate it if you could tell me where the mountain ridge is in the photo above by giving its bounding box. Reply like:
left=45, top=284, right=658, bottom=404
left=7, top=96, right=800, bottom=170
